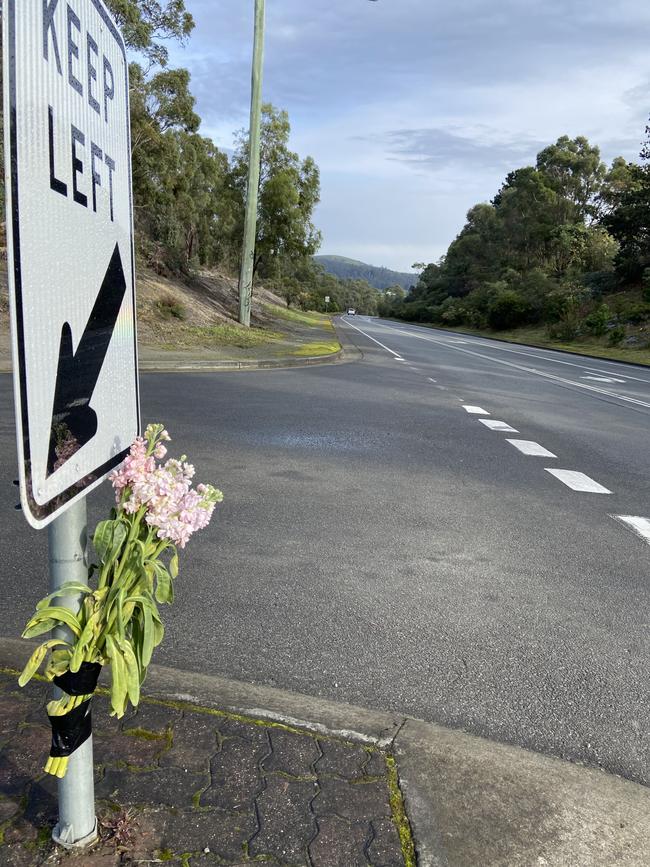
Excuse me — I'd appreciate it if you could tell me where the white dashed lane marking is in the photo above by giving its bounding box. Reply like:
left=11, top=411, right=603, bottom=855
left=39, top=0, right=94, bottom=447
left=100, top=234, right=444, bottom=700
left=479, top=419, right=519, bottom=433
left=545, top=469, right=611, bottom=494
left=506, top=439, right=557, bottom=458
left=463, top=405, right=489, bottom=415
left=612, top=515, right=650, bottom=546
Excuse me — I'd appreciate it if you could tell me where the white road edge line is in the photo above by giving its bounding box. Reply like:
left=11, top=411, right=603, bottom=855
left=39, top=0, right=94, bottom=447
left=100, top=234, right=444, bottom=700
left=375, top=319, right=650, bottom=384
left=369, top=322, right=650, bottom=409
left=340, top=318, right=404, bottom=358
left=545, top=469, right=611, bottom=494
left=463, top=405, right=489, bottom=415
left=611, top=515, right=650, bottom=546
left=479, top=419, right=518, bottom=432
left=506, top=439, right=557, bottom=458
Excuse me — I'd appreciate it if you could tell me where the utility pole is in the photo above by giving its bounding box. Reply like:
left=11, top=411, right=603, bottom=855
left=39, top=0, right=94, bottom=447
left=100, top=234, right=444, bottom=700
left=238, top=0, right=266, bottom=327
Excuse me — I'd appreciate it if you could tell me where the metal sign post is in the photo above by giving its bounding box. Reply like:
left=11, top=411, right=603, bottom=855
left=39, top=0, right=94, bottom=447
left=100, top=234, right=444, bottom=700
left=49, top=499, right=97, bottom=848
left=3, top=0, right=138, bottom=848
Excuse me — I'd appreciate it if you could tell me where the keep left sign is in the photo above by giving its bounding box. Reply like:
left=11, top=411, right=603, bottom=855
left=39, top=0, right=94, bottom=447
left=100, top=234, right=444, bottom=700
left=3, top=0, right=140, bottom=528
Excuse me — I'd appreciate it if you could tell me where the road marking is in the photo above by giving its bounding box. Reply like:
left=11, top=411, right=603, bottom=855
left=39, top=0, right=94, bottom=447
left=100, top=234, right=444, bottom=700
left=611, top=515, right=650, bottom=546
left=506, top=439, right=557, bottom=457
left=340, top=318, right=405, bottom=358
left=582, top=375, right=626, bottom=384
left=370, top=323, right=650, bottom=409
left=479, top=419, right=518, bottom=432
left=545, top=469, right=611, bottom=493
left=463, top=405, right=489, bottom=415
left=428, top=377, right=437, bottom=383
left=375, top=320, right=650, bottom=384
left=394, top=357, right=404, bottom=361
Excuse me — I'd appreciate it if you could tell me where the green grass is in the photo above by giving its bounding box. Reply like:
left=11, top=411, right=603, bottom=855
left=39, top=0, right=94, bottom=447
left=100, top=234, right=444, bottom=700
left=386, top=755, right=417, bottom=867
left=409, top=322, right=650, bottom=366
left=180, top=323, right=283, bottom=349
left=290, top=340, right=341, bottom=357
left=263, top=304, right=334, bottom=330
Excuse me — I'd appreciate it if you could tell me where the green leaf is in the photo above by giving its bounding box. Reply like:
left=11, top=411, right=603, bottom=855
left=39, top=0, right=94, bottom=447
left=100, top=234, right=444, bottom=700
left=22, top=618, right=57, bottom=639
left=117, top=588, right=126, bottom=640
left=36, top=583, right=92, bottom=610
left=116, top=637, right=140, bottom=707
left=93, top=520, right=127, bottom=565
left=141, top=604, right=155, bottom=668
left=70, top=611, right=100, bottom=672
left=44, top=655, right=72, bottom=680
left=169, top=548, right=179, bottom=579
left=154, top=563, right=173, bottom=604
left=106, top=635, right=128, bottom=718
left=24, top=607, right=82, bottom=638
left=18, top=639, right=69, bottom=686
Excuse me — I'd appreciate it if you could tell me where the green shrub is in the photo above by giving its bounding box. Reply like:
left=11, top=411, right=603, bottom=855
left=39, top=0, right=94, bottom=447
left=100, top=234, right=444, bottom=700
left=582, top=270, right=620, bottom=297
left=608, top=325, right=626, bottom=346
left=619, top=302, right=650, bottom=324
left=487, top=290, right=530, bottom=330
left=548, top=320, right=579, bottom=341
left=440, top=297, right=467, bottom=326
left=583, top=304, right=611, bottom=336
left=155, top=295, right=186, bottom=320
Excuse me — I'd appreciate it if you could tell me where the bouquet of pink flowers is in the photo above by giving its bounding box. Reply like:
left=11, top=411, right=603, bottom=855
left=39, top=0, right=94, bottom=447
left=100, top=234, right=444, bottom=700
left=19, top=424, right=222, bottom=778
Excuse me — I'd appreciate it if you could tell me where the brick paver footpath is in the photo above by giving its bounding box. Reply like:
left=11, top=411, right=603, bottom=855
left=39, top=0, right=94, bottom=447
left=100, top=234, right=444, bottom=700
left=0, top=672, right=412, bottom=866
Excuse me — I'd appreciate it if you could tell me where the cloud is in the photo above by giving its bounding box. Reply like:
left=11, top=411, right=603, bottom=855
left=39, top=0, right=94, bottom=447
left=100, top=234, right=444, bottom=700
left=163, top=0, right=650, bottom=270
left=380, top=127, right=547, bottom=172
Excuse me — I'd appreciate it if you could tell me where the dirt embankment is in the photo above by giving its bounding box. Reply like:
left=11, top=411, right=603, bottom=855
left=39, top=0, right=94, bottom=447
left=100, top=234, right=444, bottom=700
left=0, top=257, right=339, bottom=368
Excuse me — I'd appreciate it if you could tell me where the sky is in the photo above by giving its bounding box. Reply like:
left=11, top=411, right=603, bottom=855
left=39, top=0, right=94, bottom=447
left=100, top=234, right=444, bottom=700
left=167, top=0, right=650, bottom=272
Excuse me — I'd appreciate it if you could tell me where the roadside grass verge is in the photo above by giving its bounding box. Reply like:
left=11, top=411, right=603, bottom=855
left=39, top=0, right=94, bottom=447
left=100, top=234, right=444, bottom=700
left=290, top=340, right=341, bottom=357
left=160, top=323, right=283, bottom=350
left=264, top=304, right=334, bottom=330
left=399, top=322, right=650, bottom=366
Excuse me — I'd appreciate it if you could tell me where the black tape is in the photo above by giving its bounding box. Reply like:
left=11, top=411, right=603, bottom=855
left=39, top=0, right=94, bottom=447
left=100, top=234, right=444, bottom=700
left=48, top=698, right=93, bottom=758
left=53, top=662, right=102, bottom=696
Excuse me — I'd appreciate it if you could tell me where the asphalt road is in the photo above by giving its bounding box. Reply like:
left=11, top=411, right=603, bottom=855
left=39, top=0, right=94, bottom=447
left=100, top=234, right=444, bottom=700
left=1, top=317, right=649, bottom=785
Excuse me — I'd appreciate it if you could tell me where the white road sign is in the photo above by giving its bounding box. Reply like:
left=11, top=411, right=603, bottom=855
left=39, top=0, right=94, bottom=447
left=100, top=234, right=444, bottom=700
left=3, top=0, right=139, bottom=528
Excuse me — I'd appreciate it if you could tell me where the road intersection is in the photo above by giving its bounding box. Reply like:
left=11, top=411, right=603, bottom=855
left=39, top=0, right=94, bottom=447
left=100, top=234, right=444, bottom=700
left=1, top=318, right=648, bottom=790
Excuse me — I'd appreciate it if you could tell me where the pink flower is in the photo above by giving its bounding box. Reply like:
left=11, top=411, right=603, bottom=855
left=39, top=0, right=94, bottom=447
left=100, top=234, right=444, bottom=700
left=110, top=425, right=223, bottom=549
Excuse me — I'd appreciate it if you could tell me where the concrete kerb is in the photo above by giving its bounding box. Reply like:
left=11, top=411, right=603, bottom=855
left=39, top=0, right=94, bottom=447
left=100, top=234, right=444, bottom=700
left=137, top=319, right=364, bottom=373
left=0, top=317, right=363, bottom=374
left=2, top=637, right=650, bottom=866
left=138, top=347, right=346, bottom=373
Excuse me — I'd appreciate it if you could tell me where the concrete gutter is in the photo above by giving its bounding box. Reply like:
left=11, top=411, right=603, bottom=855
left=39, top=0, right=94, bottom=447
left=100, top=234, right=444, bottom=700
left=1, top=637, right=647, bottom=865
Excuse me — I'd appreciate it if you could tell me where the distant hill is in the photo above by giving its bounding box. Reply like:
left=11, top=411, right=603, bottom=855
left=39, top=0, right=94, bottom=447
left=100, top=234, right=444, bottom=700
left=314, top=255, right=415, bottom=291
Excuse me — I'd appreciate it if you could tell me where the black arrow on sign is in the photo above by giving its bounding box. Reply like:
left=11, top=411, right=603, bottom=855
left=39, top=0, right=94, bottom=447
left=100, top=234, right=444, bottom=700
left=46, top=243, right=127, bottom=477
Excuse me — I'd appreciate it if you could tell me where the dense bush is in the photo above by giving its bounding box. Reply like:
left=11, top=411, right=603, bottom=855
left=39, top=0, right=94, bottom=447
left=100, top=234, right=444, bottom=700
left=487, top=290, right=530, bottom=330
left=386, top=128, right=650, bottom=350
left=583, top=304, right=611, bottom=336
